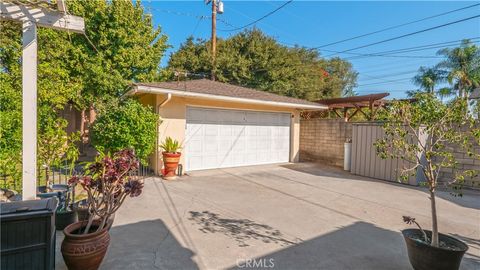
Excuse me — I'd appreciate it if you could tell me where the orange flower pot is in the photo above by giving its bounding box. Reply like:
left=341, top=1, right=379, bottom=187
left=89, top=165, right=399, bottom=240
left=162, top=152, right=181, bottom=180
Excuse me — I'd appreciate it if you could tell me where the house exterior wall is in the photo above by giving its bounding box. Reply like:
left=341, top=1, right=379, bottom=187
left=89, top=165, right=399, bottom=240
left=299, top=118, right=352, bottom=167
left=135, top=94, right=157, bottom=172
left=140, top=94, right=301, bottom=175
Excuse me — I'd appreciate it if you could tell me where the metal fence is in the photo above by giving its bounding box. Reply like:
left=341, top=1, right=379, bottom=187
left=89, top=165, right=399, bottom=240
left=1, top=162, right=152, bottom=193
left=350, top=122, right=419, bottom=185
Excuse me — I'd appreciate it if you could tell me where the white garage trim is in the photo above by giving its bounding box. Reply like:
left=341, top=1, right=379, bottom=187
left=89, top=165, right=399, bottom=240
left=185, top=107, right=291, bottom=171
left=129, top=85, right=327, bottom=110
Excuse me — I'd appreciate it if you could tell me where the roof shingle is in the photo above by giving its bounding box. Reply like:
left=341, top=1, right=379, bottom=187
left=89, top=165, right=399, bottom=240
left=134, top=79, right=322, bottom=107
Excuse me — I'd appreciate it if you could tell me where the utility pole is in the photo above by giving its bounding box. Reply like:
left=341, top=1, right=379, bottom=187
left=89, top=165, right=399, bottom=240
left=211, top=0, right=217, bottom=81
left=206, top=0, right=223, bottom=81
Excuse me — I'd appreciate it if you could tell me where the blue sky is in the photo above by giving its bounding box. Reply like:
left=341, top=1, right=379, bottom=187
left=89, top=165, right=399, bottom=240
left=142, top=1, right=480, bottom=99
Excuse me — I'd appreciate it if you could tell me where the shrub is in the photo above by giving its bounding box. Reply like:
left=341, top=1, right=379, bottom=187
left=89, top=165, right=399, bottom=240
left=91, top=99, right=159, bottom=164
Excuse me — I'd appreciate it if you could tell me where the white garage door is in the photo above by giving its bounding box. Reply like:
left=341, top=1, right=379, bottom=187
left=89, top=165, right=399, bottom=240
left=185, top=107, right=291, bottom=171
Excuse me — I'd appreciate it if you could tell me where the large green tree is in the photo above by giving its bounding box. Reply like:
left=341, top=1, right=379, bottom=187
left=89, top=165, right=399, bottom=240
left=66, top=0, right=168, bottom=106
left=1, top=0, right=168, bottom=116
left=0, top=0, right=168, bottom=189
left=168, top=29, right=358, bottom=100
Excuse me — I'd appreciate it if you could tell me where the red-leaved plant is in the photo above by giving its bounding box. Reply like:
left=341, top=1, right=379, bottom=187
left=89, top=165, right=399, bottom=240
left=69, top=149, right=144, bottom=234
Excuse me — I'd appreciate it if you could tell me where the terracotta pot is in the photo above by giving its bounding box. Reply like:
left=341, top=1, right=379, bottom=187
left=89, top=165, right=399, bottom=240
left=162, top=152, right=181, bottom=180
left=61, top=220, right=110, bottom=270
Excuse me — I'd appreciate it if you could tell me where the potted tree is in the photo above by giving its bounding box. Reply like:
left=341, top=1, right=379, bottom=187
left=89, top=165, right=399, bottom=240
left=375, top=93, right=479, bottom=270
left=62, top=149, right=144, bottom=270
left=160, top=137, right=182, bottom=180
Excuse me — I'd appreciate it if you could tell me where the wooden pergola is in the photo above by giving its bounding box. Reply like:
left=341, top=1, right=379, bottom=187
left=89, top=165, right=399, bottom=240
left=316, top=93, right=390, bottom=122
left=1, top=0, right=84, bottom=200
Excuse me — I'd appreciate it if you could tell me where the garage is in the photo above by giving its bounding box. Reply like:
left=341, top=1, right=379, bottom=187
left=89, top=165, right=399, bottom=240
left=185, top=107, right=291, bottom=171
left=129, top=79, right=327, bottom=175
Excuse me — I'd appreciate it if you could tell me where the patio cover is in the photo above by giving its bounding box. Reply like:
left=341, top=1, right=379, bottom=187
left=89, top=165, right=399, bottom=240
left=314, top=93, right=390, bottom=121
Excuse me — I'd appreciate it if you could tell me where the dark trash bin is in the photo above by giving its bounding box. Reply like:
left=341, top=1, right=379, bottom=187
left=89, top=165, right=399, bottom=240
left=1, top=197, right=58, bottom=270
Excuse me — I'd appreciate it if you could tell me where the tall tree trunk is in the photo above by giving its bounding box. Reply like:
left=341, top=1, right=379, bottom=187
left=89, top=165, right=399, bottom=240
left=87, top=105, right=96, bottom=143
left=45, top=166, right=50, bottom=188
left=430, top=189, right=439, bottom=247
left=80, top=109, right=86, bottom=143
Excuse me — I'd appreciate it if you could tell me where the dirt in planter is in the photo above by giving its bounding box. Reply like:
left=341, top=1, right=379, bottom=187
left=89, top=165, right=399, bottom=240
left=409, top=234, right=465, bottom=251
left=70, top=225, right=102, bottom=235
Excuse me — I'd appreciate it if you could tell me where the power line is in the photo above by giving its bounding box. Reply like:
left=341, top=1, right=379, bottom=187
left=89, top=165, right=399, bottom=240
left=324, top=15, right=480, bottom=57
left=356, top=77, right=413, bottom=87
left=218, top=0, right=293, bottom=32
left=357, top=59, right=435, bottom=73
left=319, top=49, right=443, bottom=59
left=359, top=70, right=419, bottom=82
left=150, top=8, right=208, bottom=19
left=282, top=38, right=479, bottom=60
left=355, top=37, right=479, bottom=55
left=191, top=16, right=206, bottom=36
left=344, top=38, right=480, bottom=60
left=314, top=3, right=480, bottom=49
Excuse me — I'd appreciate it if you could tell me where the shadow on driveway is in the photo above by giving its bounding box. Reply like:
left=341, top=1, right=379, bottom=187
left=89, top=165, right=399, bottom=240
left=227, top=221, right=478, bottom=270
left=101, top=219, right=198, bottom=270
left=281, top=163, right=480, bottom=210
left=188, top=210, right=299, bottom=248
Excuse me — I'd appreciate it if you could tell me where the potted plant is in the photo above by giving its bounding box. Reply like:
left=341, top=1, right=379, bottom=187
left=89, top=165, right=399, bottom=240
left=62, top=149, right=144, bottom=270
left=160, top=137, right=182, bottom=180
left=375, top=93, right=479, bottom=270
left=55, top=187, right=78, bottom=230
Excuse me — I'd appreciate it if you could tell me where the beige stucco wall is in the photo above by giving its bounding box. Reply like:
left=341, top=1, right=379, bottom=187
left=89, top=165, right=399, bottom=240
left=138, top=93, right=301, bottom=175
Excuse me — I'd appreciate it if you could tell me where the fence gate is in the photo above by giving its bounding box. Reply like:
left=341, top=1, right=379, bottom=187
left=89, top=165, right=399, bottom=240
left=351, top=122, right=418, bottom=185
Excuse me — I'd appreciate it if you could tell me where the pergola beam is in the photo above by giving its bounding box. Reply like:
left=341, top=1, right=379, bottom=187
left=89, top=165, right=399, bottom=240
left=1, top=1, right=84, bottom=33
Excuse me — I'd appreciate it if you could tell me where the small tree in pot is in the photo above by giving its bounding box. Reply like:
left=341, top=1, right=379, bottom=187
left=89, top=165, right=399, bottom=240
left=160, top=137, right=182, bottom=180
left=62, top=149, right=144, bottom=270
left=375, top=93, right=479, bottom=270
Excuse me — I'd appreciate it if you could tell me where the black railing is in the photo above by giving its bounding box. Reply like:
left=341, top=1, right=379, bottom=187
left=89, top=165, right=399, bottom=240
left=1, top=162, right=152, bottom=194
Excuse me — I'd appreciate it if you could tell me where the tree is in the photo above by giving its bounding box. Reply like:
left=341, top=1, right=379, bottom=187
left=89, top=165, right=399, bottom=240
left=0, top=0, right=169, bottom=142
left=66, top=0, right=168, bottom=103
left=436, top=40, right=480, bottom=98
left=168, top=29, right=358, bottom=100
left=91, top=99, right=159, bottom=164
left=65, top=0, right=169, bottom=139
left=0, top=0, right=169, bottom=188
left=37, top=106, right=80, bottom=188
left=412, top=66, right=444, bottom=94
left=0, top=22, right=24, bottom=188
left=375, top=93, right=480, bottom=247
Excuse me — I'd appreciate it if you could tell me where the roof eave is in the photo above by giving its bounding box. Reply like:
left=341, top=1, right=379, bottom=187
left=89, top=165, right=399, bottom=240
left=129, top=84, right=328, bottom=110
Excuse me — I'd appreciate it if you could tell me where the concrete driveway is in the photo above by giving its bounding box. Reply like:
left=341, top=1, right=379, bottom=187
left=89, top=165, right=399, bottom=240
left=56, top=163, right=480, bottom=270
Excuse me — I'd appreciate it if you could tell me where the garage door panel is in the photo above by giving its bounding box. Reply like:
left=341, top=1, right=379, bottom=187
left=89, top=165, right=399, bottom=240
left=187, top=139, right=203, bottom=153
left=188, top=156, right=203, bottom=171
left=245, top=112, right=258, bottom=124
left=187, top=108, right=204, bottom=123
left=186, top=107, right=290, bottom=171
left=186, top=123, right=202, bottom=137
